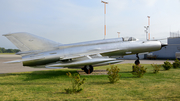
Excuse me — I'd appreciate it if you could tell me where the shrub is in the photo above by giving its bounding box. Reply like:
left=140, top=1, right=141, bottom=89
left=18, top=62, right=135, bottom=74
left=173, top=58, right=180, bottom=68
left=151, top=64, right=161, bottom=74
left=64, top=72, right=86, bottom=94
left=106, top=65, right=121, bottom=83
left=132, top=64, right=147, bottom=78
left=162, top=61, right=172, bottom=70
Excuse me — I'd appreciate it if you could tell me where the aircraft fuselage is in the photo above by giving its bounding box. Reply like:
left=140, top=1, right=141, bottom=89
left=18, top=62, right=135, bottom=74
left=22, top=37, right=162, bottom=67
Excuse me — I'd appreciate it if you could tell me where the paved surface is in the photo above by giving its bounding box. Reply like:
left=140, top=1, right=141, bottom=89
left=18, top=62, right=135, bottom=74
left=0, top=54, right=174, bottom=74
left=0, top=54, right=53, bottom=74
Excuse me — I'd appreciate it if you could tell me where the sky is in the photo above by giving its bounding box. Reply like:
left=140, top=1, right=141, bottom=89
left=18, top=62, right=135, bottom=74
left=0, top=0, right=180, bottom=49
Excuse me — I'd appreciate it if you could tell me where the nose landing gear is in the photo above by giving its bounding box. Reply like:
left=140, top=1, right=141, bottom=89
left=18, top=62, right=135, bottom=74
left=133, top=53, right=140, bottom=72
left=135, top=53, right=140, bottom=65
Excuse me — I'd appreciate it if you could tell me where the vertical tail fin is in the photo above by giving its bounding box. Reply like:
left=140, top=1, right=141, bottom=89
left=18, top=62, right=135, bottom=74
left=3, top=32, right=60, bottom=52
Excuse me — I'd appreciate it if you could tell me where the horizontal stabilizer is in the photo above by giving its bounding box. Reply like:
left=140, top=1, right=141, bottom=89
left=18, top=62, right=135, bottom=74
left=4, top=60, right=23, bottom=63
left=4, top=57, right=45, bottom=64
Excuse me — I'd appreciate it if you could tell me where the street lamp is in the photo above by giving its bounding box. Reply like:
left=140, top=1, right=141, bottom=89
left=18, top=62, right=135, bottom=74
left=144, top=16, right=150, bottom=40
left=101, top=0, right=108, bottom=39
left=117, top=32, right=120, bottom=38
left=147, top=16, right=150, bottom=40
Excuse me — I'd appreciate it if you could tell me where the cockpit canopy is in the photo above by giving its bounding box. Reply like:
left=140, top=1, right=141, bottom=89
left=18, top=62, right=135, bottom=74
left=122, top=37, right=137, bottom=41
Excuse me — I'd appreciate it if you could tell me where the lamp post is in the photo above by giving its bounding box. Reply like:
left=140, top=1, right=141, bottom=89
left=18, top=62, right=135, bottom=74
left=101, top=0, right=108, bottom=39
left=144, top=16, right=150, bottom=40
left=147, top=16, right=150, bottom=40
left=117, top=32, right=120, bottom=38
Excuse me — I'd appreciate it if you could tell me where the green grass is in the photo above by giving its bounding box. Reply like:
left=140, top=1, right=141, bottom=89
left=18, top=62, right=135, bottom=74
left=0, top=64, right=180, bottom=100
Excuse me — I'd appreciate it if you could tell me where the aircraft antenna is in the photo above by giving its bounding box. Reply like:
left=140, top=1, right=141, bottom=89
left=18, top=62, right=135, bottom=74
left=101, top=0, right=108, bottom=39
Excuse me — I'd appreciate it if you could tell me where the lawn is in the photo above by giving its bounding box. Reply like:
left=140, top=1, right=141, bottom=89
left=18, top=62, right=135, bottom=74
left=0, top=63, right=180, bottom=100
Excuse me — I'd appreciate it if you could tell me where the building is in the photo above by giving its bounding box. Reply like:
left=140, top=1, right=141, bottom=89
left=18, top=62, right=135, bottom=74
left=152, top=32, right=180, bottom=59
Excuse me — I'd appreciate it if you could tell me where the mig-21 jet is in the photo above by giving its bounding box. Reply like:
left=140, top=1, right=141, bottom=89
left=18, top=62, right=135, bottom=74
left=3, top=32, right=166, bottom=74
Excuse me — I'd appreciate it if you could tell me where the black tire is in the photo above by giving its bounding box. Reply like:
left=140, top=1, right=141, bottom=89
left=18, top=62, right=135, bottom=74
left=84, top=65, right=93, bottom=74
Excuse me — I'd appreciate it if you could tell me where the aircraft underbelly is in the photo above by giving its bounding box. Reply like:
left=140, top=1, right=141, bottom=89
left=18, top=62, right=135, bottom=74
left=23, top=57, right=59, bottom=66
left=101, top=50, right=125, bottom=56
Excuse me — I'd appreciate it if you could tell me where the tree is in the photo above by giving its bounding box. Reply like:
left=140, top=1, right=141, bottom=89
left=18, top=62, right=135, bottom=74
left=0, top=47, right=20, bottom=53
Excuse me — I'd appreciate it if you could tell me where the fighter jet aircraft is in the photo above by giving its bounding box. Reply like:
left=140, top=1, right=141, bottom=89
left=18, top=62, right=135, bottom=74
left=3, top=32, right=166, bottom=74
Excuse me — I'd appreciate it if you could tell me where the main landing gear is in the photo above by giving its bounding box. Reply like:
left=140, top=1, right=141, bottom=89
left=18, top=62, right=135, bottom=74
left=82, top=65, right=94, bottom=74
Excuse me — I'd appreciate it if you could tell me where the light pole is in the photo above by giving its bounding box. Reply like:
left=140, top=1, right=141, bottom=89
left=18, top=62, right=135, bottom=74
left=117, top=32, right=120, bottom=38
left=144, top=16, right=150, bottom=40
left=101, top=0, right=108, bottom=39
left=144, top=26, right=149, bottom=40
left=147, top=16, right=150, bottom=40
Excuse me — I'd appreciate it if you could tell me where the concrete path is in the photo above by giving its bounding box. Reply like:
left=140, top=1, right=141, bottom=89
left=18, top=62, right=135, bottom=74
left=0, top=54, right=53, bottom=74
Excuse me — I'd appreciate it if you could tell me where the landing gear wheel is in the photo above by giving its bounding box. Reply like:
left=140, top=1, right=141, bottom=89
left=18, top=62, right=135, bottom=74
left=84, top=65, right=93, bottom=74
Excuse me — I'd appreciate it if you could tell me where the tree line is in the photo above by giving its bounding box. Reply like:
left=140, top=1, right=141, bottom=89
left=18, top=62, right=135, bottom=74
left=0, top=47, right=20, bottom=53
